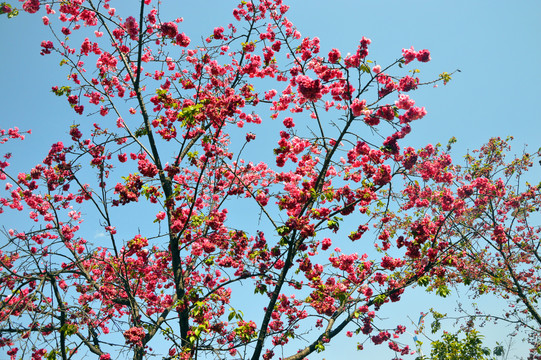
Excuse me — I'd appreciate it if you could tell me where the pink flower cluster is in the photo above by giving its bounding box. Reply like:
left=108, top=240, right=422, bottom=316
left=40, top=41, right=53, bottom=55
left=328, top=48, right=341, bottom=63
left=161, top=22, right=178, bottom=38
left=296, top=75, right=322, bottom=102
left=22, top=0, right=40, bottom=14
left=350, top=99, right=367, bottom=117
left=123, top=327, right=145, bottom=347
left=402, top=46, right=431, bottom=64
left=124, top=16, right=139, bottom=40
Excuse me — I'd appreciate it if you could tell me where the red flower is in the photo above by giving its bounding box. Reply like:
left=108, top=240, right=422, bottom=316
left=123, top=327, right=145, bottom=347
left=175, top=33, right=190, bottom=47
left=328, top=48, right=341, bottom=63
left=124, top=16, right=139, bottom=40
left=296, top=75, right=322, bottom=102
left=213, top=26, right=225, bottom=40
left=22, top=0, right=40, bottom=14
left=399, top=76, right=419, bottom=92
left=40, top=40, right=54, bottom=55
left=416, top=49, right=431, bottom=62
left=161, top=22, right=178, bottom=39
left=402, top=46, right=417, bottom=64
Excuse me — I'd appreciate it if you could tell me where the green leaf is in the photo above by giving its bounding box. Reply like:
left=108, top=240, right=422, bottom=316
left=360, top=64, right=371, bottom=73
left=46, top=350, right=56, bottom=360
left=417, top=275, right=430, bottom=287
left=439, top=72, right=452, bottom=85
left=134, top=126, right=148, bottom=138
left=493, top=345, right=504, bottom=356
left=374, top=294, right=387, bottom=305
left=276, top=226, right=290, bottom=236
left=435, top=284, right=451, bottom=298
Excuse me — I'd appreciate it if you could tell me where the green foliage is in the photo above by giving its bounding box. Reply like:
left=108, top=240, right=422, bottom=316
left=435, top=284, right=451, bottom=298
left=360, top=64, right=371, bottom=74
left=46, top=350, right=56, bottom=360
left=417, top=275, right=430, bottom=287
left=315, top=342, right=325, bottom=353
left=429, top=330, right=491, bottom=360
left=415, top=315, right=505, bottom=360
left=439, top=72, right=452, bottom=85
left=178, top=104, right=203, bottom=127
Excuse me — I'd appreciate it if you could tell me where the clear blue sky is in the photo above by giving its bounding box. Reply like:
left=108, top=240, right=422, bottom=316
left=1, top=1, right=540, bottom=359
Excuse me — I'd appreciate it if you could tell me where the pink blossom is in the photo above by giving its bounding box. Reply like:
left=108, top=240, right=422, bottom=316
left=74, top=105, right=84, bottom=114
left=321, top=238, right=332, bottom=251
left=243, top=42, right=255, bottom=52
left=398, top=76, right=418, bottom=92
left=328, top=48, right=341, bottom=64
left=402, top=46, right=417, bottom=64
left=350, top=99, right=367, bottom=117
left=147, top=9, right=157, bottom=24
left=395, top=94, right=415, bottom=110
left=296, top=75, right=322, bottom=102
left=123, top=327, right=145, bottom=347
left=96, top=52, right=118, bottom=71
left=213, top=26, right=225, bottom=40
left=138, top=158, right=158, bottom=177
left=360, top=36, right=371, bottom=48
left=67, top=95, right=78, bottom=105
left=40, top=41, right=54, bottom=55
left=156, top=211, right=166, bottom=221
left=416, top=49, right=431, bottom=62
left=175, top=33, right=190, bottom=47
left=22, top=0, right=40, bottom=14
left=112, top=28, right=125, bottom=41
left=373, top=165, right=392, bottom=186
left=403, top=106, right=426, bottom=121
left=124, top=16, right=139, bottom=40
left=283, top=117, right=295, bottom=128
left=161, top=22, right=178, bottom=39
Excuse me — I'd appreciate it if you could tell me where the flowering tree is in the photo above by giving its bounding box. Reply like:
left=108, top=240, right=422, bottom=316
left=385, top=137, right=541, bottom=358
left=0, top=1, right=512, bottom=360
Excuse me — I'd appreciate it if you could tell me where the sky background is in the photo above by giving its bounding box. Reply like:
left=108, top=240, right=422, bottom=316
left=1, top=0, right=540, bottom=359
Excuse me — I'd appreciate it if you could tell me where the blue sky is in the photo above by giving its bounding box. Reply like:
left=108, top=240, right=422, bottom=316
left=1, top=0, right=540, bottom=359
